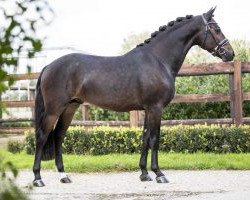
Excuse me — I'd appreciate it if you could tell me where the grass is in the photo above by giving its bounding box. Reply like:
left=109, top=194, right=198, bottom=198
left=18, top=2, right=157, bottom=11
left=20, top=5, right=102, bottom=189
left=1, top=148, right=250, bottom=172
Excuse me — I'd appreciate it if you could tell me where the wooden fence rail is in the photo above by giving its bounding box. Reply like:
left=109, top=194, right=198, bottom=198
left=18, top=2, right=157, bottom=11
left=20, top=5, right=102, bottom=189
left=1, top=61, right=250, bottom=128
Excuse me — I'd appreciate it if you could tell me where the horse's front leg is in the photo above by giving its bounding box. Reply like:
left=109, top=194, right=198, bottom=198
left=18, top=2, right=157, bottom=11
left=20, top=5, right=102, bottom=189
left=148, top=105, right=169, bottom=183
left=139, top=111, right=152, bottom=181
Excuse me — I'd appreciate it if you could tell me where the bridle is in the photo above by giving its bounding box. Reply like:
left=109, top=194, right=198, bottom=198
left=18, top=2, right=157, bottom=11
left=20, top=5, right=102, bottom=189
left=201, top=14, right=229, bottom=57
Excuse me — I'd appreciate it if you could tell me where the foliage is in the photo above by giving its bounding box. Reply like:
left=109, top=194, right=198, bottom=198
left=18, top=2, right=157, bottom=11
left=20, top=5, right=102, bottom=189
left=20, top=125, right=250, bottom=155
left=7, top=140, right=23, bottom=153
left=184, top=46, right=218, bottom=64
left=163, top=101, right=250, bottom=119
left=120, top=32, right=149, bottom=54
left=0, top=156, right=29, bottom=200
left=88, top=106, right=129, bottom=121
left=162, top=102, right=231, bottom=119
left=1, top=121, right=32, bottom=128
left=175, top=75, right=229, bottom=94
left=0, top=0, right=53, bottom=94
left=231, top=39, right=250, bottom=62
left=23, top=131, right=36, bottom=155
left=73, top=106, right=129, bottom=121
left=73, top=108, right=82, bottom=120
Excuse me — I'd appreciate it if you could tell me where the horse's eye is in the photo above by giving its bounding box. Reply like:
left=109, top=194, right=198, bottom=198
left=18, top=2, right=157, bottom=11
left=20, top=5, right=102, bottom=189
left=215, top=28, right=221, bottom=34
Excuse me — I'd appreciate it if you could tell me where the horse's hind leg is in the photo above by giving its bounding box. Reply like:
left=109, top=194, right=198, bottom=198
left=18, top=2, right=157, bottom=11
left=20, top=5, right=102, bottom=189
left=54, top=102, right=80, bottom=183
left=33, top=114, right=61, bottom=187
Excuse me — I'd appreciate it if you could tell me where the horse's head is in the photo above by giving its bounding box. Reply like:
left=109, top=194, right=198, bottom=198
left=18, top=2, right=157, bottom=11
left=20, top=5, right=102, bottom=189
left=196, top=7, right=235, bottom=62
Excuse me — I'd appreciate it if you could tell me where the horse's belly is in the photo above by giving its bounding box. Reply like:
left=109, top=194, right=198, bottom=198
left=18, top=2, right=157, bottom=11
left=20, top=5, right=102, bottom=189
left=80, top=77, right=142, bottom=111
left=95, top=103, right=142, bottom=112
left=83, top=89, right=142, bottom=112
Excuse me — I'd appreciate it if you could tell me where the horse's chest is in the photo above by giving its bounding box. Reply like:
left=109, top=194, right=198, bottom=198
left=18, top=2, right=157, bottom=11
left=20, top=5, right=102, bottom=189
left=142, top=78, right=175, bottom=106
left=162, top=85, right=175, bottom=106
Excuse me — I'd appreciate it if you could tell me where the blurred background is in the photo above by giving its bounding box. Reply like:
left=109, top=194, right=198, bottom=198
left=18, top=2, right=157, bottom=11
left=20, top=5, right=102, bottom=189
left=1, top=0, right=250, bottom=127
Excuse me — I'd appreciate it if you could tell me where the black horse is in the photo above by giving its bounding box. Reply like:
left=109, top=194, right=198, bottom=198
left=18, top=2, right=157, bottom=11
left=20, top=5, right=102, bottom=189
left=33, top=8, right=234, bottom=186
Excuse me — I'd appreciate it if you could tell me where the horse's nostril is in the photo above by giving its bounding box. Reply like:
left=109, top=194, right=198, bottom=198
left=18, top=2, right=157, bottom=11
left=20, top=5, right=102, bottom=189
left=229, top=51, right=235, bottom=60
left=227, top=51, right=235, bottom=61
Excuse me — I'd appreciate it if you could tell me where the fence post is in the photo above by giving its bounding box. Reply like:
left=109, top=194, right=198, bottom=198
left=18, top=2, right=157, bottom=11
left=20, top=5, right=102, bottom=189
left=30, top=90, right=35, bottom=127
left=229, top=74, right=235, bottom=120
left=138, top=111, right=144, bottom=124
left=229, top=61, right=243, bottom=126
left=28, top=90, right=36, bottom=115
left=81, top=104, right=89, bottom=121
left=130, top=111, right=139, bottom=127
left=0, top=92, right=2, bottom=128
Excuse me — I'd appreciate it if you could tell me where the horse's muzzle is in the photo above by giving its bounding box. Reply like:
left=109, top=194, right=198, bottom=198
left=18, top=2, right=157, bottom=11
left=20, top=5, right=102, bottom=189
left=222, top=50, right=235, bottom=62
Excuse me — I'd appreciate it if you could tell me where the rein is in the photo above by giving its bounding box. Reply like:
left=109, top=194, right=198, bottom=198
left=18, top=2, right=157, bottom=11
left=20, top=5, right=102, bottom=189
left=201, top=14, right=229, bottom=56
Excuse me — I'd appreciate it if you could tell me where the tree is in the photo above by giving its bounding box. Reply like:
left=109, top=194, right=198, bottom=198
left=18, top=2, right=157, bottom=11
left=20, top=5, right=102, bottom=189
left=0, top=1, right=52, bottom=197
left=0, top=0, right=53, bottom=93
left=231, top=39, right=250, bottom=62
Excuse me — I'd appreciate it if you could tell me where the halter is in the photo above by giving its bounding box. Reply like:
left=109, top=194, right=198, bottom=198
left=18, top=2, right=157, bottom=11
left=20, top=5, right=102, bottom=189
left=201, top=14, right=229, bottom=57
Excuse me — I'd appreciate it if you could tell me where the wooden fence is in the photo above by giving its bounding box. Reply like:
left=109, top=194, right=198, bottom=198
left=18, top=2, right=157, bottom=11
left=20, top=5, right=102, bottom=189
left=1, top=61, right=250, bottom=128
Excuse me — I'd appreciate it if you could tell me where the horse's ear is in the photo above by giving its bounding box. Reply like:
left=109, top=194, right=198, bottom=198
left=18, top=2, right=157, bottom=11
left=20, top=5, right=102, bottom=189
left=204, top=7, right=216, bottom=21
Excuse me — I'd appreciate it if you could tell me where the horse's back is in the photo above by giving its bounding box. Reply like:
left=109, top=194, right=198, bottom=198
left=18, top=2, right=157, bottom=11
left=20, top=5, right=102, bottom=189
left=39, top=51, right=174, bottom=112
left=40, top=52, right=144, bottom=111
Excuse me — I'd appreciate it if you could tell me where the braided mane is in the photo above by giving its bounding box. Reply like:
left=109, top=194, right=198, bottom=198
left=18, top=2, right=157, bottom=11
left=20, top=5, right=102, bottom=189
left=137, top=15, right=193, bottom=47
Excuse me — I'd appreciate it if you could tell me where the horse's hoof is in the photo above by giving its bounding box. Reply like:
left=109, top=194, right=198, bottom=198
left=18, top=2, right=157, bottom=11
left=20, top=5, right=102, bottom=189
left=60, top=176, right=72, bottom=183
left=156, top=175, right=169, bottom=183
left=140, top=174, right=153, bottom=182
left=33, top=179, right=45, bottom=187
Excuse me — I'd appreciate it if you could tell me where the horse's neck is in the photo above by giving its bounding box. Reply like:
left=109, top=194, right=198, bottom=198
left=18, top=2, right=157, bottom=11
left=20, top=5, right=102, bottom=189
left=149, top=19, right=201, bottom=76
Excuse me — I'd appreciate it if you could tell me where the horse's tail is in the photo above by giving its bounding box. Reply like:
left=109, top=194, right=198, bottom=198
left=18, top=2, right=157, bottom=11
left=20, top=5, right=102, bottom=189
left=35, top=67, right=55, bottom=161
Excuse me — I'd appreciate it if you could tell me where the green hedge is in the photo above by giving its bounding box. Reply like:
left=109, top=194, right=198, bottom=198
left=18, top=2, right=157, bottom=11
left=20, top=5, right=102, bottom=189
left=21, top=125, right=250, bottom=155
left=1, top=122, right=32, bottom=128
left=7, top=140, right=23, bottom=153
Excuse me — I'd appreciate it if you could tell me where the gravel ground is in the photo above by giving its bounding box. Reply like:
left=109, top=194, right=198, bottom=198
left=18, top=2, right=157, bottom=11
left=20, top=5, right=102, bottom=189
left=16, top=170, right=250, bottom=200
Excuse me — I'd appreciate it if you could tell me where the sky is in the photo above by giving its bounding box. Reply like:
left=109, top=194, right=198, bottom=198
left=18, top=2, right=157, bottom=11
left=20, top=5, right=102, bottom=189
left=41, top=0, right=250, bottom=57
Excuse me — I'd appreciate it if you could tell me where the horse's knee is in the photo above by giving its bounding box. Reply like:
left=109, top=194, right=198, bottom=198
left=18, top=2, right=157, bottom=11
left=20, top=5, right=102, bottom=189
left=149, top=139, right=160, bottom=150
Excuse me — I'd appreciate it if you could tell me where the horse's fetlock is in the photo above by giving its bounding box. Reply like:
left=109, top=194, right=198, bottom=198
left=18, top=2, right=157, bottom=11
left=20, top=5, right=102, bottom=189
left=151, top=165, right=158, bottom=173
